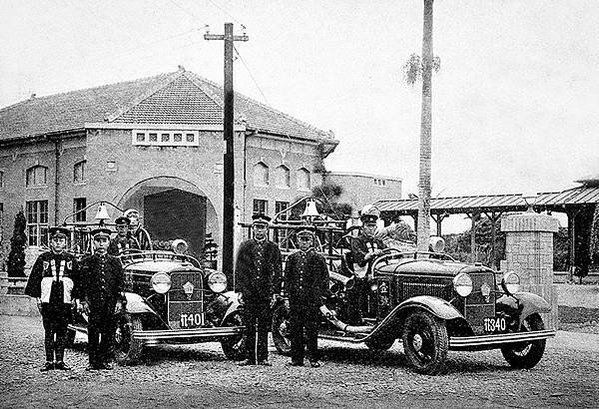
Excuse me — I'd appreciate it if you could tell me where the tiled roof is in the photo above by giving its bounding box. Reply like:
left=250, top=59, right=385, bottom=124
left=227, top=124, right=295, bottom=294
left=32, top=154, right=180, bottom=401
left=183, top=72, right=334, bottom=141
left=112, top=74, right=223, bottom=125
left=375, top=186, right=599, bottom=215
left=0, top=70, right=337, bottom=145
left=0, top=73, right=174, bottom=141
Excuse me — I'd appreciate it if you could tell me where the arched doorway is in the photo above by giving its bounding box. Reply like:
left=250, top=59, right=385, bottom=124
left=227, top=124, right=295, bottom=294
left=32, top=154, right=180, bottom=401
left=117, top=176, right=219, bottom=260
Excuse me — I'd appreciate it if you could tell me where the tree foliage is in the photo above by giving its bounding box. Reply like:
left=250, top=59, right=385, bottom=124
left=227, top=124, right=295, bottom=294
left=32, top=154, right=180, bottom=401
left=311, top=182, right=353, bottom=221
left=402, top=53, right=441, bottom=86
left=7, top=211, right=27, bottom=277
left=443, top=216, right=505, bottom=267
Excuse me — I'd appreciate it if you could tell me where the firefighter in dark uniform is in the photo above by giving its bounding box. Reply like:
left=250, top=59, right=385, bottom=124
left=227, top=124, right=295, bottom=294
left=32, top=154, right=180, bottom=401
left=284, top=225, right=328, bottom=367
left=107, top=216, right=140, bottom=256
left=25, top=226, right=79, bottom=371
left=235, top=213, right=282, bottom=366
left=77, top=227, right=125, bottom=370
left=124, top=208, right=153, bottom=251
left=347, top=206, right=386, bottom=324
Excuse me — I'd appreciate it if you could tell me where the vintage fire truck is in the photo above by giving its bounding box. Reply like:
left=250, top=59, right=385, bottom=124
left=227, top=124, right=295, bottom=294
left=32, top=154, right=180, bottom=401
left=67, top=243, right=245, bottom=364
left=272, top=236, right=556, bottom=374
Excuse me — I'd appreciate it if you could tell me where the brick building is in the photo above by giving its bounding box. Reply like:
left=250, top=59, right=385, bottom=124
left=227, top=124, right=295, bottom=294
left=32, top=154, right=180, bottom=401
left=326, top=171, right=402, bottom=212
left=0, top=68, right=338, bottom=261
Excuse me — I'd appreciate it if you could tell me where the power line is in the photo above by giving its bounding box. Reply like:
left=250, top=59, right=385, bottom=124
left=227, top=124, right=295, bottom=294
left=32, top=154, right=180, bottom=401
left=233, top=45, right=271, bottom=107
left=205, top=0, right=244, bottom=26
left=168, top=0, right=203, bottom=20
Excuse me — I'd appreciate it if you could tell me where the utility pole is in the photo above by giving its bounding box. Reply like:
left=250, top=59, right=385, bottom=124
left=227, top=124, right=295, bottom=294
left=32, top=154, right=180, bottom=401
left=205, top=23, right=248, bottom=286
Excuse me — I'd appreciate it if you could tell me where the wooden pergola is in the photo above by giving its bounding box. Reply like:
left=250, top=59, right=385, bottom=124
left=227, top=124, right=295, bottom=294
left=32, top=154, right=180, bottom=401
left=374, top=184, right=599, bottom=270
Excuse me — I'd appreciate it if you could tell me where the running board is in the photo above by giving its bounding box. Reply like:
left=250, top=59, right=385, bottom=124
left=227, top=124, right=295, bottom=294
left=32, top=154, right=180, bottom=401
left=319, top=333, right=370, bottom=344
left=449, top=329, right=556, bottom=350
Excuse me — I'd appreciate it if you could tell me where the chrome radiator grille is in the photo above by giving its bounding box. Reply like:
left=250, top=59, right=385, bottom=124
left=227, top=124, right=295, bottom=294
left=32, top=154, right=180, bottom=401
left=464, top=271, right=496, bottom=334
left=398, top=279, right=453, bottom=301
left=168, top=271, right=204, bottom=328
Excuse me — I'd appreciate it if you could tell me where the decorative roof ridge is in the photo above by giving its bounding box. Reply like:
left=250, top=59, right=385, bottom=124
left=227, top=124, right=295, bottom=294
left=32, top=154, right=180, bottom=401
left=183, top=71, right=334, bottom=140
left=106, top=70, right=184, bottom=122
left=180, top=71, right=226, bottom=112
left=0, top=98, right=31, bottom=113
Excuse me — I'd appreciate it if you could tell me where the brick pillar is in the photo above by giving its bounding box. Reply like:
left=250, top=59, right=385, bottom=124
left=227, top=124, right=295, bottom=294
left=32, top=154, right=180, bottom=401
left=501, top=212, right=559, bottom=330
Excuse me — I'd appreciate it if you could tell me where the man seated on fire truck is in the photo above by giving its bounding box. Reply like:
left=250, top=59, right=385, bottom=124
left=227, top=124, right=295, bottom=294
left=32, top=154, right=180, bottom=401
left=107, top=216, right=140, bottom=256
left=123, top=209, right=153, bottom=251
left=345, top=205, right=386, bottom=324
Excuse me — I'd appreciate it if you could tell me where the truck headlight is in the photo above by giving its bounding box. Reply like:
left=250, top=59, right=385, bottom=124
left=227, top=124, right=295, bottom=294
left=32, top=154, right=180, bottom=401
left=208, top=272, right=227, bottom=293
left=151, top=272, right=171, bottom=294
left=502, top=271, right=520, bottom=295
left=172, top=239, right=188, bottom=254
left=453, top=272, right=473, bottom=297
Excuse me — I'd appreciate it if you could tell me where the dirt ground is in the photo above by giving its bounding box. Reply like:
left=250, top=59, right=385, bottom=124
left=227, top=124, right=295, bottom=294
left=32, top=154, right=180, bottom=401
left=1, top=315, right=598, bottom=408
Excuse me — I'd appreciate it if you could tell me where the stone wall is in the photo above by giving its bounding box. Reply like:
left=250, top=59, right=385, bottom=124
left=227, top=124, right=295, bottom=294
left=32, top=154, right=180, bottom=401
left=502, top=212, right=559, bottom=329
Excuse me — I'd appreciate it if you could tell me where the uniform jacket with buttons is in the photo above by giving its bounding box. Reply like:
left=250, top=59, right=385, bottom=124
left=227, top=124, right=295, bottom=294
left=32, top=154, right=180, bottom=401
left=77, top=253, right=125, bottom=308
left=284, top=248, right=329, bottom=307
left=350, top=232, right=386, bottom=276
left=25, top=251, right=79, bottom=305
left=107, top=235, right=140, bottom=256
left=235, top=238, right=282, bottom=302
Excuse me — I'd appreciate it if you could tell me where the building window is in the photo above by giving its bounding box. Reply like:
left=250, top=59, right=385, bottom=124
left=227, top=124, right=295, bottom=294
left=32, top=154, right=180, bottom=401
left=275, top=201, right=289, bottom=220
left=73, top=198, right=87, bottom=222
left=132, top=130, right=199, bottom=147
left=275, top=165, right=290, bottom=188
left=0, top=170, right=3, bottom=188
left=0, top=203, right=3, bottom=233
left=74, top=160, right=86, bottom=183
left=253, top=199, right=268, bottom=215
left=298, top=168, right=311, bottom=190
left=26, top=200, right=49, bottom=247
left=26, top=165, right=48, bottom=187
left=253, top=162, right=269, bottom=186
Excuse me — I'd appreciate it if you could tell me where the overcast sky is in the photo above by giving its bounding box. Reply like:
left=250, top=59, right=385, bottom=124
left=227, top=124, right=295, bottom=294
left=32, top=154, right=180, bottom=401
left=2, top=0, right=598, bottom=203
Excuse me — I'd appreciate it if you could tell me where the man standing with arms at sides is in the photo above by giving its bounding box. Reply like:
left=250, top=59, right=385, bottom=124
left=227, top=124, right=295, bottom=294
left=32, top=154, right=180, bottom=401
left=107, top=216, right=140, bottom=256
left=76, top=227, right=125, bottom=370
left=123, top=208, right=152, bottom=251
left=25, top=226, right=79, bottom=371
left=235, top=213, right=282, bottom=366
left=285, top=225, right=328, bottom=368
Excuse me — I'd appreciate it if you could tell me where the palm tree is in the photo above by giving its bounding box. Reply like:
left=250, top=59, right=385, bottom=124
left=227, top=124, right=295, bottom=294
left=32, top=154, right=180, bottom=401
left=404, top=0, right=435, bottom=252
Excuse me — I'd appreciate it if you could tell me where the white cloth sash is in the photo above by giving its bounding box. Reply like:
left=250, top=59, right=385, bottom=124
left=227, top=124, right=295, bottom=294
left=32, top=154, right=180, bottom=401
left=40, top=259, right=74, bottom=303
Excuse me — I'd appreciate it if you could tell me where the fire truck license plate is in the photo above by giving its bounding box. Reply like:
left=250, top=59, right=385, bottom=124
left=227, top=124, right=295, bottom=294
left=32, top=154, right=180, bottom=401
left=483, top=317, right=506, bottom=333
left=180, top=313, right=203, bottom=328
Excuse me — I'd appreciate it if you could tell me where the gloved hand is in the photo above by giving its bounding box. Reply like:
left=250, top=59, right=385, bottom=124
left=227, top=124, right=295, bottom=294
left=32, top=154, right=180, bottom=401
left=76, top=300, right=90, bottom=315
left=114, top=301, right=124, bottom=314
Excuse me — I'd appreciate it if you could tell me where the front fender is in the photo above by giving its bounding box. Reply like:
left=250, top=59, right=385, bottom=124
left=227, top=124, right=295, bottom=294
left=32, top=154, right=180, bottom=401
left=361, top=295, right=463, bottom=343
left=214, top=291, right=242, bottom=325
left=124, top=292, right=157, bottom=315
left=397, top=295, right=464, bottom=320
left=497, top=291, right=551, bottom=326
